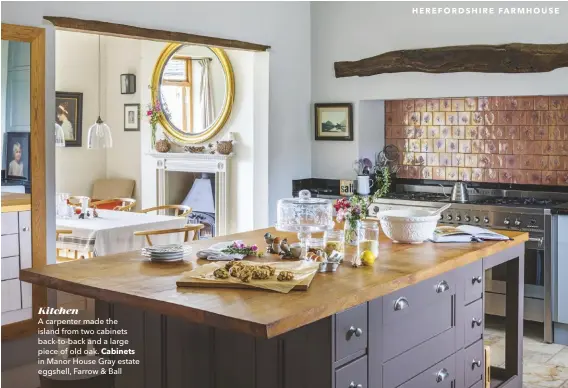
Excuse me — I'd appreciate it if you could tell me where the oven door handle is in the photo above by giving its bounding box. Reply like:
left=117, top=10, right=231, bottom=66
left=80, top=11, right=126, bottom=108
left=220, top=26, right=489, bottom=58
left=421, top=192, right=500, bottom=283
left=528, top=237, right=544, bottom=247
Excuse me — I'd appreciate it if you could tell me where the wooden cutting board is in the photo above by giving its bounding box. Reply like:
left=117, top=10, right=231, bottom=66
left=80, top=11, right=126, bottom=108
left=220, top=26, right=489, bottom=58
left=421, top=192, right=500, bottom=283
left=176, top=271, right=315, bottom=291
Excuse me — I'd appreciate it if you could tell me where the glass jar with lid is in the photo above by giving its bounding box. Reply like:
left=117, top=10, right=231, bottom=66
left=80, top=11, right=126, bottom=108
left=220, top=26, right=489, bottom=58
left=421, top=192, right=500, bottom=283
left=357, top=220, right=379, bottom=259
left=276, top=190, right=334, bottom=259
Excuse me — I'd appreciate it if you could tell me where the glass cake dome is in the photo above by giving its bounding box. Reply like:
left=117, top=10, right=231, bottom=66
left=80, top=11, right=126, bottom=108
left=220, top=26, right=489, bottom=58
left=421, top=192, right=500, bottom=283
left=276, top=190, right=334, bottom=259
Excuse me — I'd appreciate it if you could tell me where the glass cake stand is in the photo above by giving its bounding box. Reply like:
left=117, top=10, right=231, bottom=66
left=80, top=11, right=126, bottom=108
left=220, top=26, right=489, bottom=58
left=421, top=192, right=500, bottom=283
left=275, top=190, right=334, bottom=259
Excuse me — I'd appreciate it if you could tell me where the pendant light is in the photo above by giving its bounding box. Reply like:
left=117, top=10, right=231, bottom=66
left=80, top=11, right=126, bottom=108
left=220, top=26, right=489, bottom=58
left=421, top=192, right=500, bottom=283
left=55, top=123, right=65, bottom=147
left=87, top=35, right=112, bottom=149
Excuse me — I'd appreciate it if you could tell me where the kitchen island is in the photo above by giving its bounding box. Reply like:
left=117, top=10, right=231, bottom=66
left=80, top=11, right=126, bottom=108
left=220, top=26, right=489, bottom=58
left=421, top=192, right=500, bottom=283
left=21, top=227, right=528, bottom=388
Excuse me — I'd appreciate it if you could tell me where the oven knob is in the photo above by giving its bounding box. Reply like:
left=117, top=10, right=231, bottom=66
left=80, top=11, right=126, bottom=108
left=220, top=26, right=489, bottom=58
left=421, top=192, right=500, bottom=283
left=530, top=218, right=537, bottom=225
left=373, top=206, right=380, bottom=214
left=465, top=215, right=471, bottom=222
left=439, top=214, right=444, bottom=220
left=504, top=218, right=510, bottom=226
left=447, top=215, right=453, bottom=221
left=474, top=216, right=480, bottom=223
left=514, top=218, right=521, bottom=226
left=456, top=215, right=461, bottom=221
left=484, top=217, right=489, bottom=223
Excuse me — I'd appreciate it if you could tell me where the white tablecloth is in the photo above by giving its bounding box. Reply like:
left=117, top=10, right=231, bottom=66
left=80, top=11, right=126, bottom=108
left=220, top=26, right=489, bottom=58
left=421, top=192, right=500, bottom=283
left=56, top=210, right=187, bottom=256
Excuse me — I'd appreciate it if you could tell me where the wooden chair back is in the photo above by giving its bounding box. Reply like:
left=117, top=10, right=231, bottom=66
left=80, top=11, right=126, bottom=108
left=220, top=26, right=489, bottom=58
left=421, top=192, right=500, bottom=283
left=68, top=196, right=91, bottom=207
left=138, top=204, right=192, bottom=217
left=134, top=224, right=204, bottom=246
left=56, top=229, right=93, bottom=262
left=91, top=198, right=136, bottom=212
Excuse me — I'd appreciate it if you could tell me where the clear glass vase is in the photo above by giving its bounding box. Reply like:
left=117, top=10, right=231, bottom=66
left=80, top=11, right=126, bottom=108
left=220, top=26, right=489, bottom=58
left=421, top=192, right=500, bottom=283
left=344, top=221, right=358, bottom=246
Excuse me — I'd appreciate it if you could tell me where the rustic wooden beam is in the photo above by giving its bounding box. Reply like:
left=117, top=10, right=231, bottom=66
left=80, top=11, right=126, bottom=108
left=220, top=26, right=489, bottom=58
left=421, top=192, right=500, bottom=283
left=334, top=43, right=568, bottom=78
left=44, top=16, right=271, bottom=52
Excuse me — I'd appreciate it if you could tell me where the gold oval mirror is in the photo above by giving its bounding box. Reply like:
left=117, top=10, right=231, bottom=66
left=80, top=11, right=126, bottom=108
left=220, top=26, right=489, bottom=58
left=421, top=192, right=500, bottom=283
left=151, top=43, right=234, bottom=144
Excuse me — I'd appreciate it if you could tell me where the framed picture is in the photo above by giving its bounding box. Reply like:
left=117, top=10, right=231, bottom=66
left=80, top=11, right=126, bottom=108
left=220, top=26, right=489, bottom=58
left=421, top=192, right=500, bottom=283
left=56, top=91, right=83, bottom=147
left=124, top=104, right=140, bottom=131
left=314, top=103, right=353, bottom=141
left=5, top=132, right=30, bottom=181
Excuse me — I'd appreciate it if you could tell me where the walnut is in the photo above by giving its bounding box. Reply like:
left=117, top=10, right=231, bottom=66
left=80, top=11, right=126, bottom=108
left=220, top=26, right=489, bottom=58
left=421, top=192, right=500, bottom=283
left=213, top=268, right=229, bottom=279
left=277, top=271, right=294, bottom=281
left=229, top=262, right=245, bottom=277
left=252, top=267, right=271, bottom=280
left=225, top=260, right=238, bottom=270
left=258, top=265, right=276, bottom=277
left=238, top=266, right=253, bottom=283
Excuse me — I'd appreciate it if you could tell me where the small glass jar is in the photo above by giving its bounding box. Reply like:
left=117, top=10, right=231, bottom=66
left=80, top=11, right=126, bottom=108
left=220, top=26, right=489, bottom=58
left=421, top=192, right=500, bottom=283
left=324, top=230, right=345, bottom=256
left=357, top=220, right=379, bottom=259
left=307, top=237, right=326, bottom=254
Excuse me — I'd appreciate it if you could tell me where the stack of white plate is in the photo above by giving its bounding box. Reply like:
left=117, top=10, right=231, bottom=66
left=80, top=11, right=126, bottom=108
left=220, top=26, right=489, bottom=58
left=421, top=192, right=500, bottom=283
left=141, top=244, right=192, bottom=262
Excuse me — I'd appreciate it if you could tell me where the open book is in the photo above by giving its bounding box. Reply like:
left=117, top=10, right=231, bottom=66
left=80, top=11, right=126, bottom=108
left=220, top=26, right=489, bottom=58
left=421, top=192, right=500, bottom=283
left=430, top=225, right=510, bottom=243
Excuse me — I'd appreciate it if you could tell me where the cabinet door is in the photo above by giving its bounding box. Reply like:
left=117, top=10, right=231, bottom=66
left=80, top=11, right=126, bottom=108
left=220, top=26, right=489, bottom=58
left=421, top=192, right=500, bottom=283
left=1, top=212, right=19, bottom=235
left=1, top=234, right=19, bottom=258
left=1, top=279, right=22, bottom=312
left=19, top=211, right=32, bottom=269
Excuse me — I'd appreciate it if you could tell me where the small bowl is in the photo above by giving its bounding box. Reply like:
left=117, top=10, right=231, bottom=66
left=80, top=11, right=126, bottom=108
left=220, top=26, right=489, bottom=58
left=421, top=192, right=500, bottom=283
left=289, top=243, right=302, bottom=258
left=378, top=209, right=439, bottom=244
left=318, top=261, right=340, bottom=272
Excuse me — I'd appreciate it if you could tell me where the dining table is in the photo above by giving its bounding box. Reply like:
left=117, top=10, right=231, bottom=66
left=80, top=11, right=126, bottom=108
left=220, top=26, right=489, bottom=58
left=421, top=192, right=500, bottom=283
left=55, top=209, right=188, bottom=256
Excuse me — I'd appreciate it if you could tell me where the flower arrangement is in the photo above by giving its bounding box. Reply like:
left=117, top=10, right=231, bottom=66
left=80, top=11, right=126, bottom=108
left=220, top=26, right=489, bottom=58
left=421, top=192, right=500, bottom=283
left=146, top=87, right=171, bottom=149
left=221, top=241, right=264, bottom=257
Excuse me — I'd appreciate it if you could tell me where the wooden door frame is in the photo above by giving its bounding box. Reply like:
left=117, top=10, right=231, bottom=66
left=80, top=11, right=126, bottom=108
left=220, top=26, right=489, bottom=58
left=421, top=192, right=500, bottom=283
left=1, top=23, right=47, bottom=341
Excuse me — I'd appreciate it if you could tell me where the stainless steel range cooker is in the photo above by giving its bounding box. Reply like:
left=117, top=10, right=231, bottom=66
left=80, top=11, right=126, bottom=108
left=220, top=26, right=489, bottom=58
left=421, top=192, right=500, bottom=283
left=368, top=184, right=568, bottom=343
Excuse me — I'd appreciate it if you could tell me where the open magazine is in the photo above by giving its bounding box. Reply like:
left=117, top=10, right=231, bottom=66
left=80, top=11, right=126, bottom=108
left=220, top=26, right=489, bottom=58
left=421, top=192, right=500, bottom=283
left=430, top=225, right=511, bottom=243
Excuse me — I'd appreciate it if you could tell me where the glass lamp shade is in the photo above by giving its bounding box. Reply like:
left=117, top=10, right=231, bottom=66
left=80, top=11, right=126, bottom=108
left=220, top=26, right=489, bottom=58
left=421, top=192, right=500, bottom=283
left=55, top=123, right=66, bottom=147
left=87, top=117, right=113, bottom=149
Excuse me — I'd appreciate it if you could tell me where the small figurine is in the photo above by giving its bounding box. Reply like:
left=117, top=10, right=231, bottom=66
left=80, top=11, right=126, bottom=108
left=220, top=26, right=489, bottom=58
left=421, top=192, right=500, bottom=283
left=279, top=238, right=290, bottom=253
left=351, top=254, right=362, bottom=267
left=264, top=232, right=276, bottom=253
left=272, top=237, right=282, bottom=254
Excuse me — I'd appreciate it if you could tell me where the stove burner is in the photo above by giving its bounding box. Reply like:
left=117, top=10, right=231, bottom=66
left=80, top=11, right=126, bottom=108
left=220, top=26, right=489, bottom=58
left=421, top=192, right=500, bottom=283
left=385, top=192, right=447, bottom=201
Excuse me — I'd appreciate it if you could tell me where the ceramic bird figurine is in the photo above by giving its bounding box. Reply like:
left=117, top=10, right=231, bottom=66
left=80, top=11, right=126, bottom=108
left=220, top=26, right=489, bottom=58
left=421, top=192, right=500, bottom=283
left=279, top=238, right=290, bottom=253
left=264, top=232, right=275, bottom=253
left=272, top=237, right=282, bottom=254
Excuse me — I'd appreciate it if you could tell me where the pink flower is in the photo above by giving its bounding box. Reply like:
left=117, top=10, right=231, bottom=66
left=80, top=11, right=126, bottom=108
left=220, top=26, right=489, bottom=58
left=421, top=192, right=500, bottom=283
left=147, top=110, right=153, bottom=116
left=251, top=244, right=258, bottom=252
left=336, top=209, right=345, bottom=223
left=238, top=242, right=245, bottom=249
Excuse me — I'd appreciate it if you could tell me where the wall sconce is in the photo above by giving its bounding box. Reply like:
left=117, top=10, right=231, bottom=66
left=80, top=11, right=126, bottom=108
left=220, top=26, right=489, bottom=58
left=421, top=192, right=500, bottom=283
left=120, top=74, right=136, bottom=94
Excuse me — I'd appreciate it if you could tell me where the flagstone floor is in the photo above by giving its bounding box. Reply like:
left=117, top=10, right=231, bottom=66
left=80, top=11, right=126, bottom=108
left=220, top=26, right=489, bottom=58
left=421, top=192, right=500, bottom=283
left=484, top=317, right=568, bottom=388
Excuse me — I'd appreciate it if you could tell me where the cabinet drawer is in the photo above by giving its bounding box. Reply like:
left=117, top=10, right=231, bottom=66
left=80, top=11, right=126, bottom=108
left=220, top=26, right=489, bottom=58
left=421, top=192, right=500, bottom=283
left=463, top=261, right=483, bottom=305
left=1, top=279, right=22, bottom=312
left=383, top=294, right=453, bottom=361
left=464, top=340, right=484, bottom=388
left=399, top=352, right=456, bottom=388
left=464, top=298, right=483, bottom=347
left=383, top=328, right=456, bottom=388
left=1, top=256, right=20, bottom=280
left=383, top=271, right=455, bottom=326
left=335, top=355, right=367, bottom=388
left=336, top=303, right=368, bottom=361
left=18, top=211, right=32, bottom=269
left=1, top=212, right=19, bottom=235
left=1, top=234, right=19, bottom=258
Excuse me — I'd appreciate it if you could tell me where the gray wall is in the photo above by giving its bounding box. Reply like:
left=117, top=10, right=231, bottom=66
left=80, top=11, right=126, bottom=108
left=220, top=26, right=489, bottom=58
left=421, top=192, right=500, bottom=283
left=310, top=1, right=568, bottom=179
left=1, top=0, right=313, bottom=226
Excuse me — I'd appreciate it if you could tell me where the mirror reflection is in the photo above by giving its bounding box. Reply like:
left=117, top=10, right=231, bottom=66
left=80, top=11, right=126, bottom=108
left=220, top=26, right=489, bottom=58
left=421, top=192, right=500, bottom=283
left=159, top=45, right=227, bottom=135
left=1, top=40, right=31, bottom=193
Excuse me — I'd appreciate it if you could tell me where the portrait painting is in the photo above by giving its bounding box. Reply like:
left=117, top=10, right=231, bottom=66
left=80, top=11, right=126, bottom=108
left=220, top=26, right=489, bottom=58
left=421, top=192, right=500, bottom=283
left=314, top=103, right=353, bottom=141
left=124, top=104, right=140, bottom=131
left=56, top=91, right=83, bottom=147
left=5, top=132, right=30, bottom=180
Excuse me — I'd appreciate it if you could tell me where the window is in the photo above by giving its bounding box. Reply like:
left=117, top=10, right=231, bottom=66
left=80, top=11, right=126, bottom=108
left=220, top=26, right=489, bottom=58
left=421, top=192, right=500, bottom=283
left=162, top=56, right=193, bottom=132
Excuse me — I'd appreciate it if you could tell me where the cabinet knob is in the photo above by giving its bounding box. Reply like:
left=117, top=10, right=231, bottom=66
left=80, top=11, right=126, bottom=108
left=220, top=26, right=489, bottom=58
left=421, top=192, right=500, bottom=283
left=435, top=368, right=449, bottom=383
left=348, top=326, right=363, bottom=337
left=472, top=317, right=483, bottom=327
left=472, top=359, right=482, bottom=369
left=348, top=382, right=363, bottom=388
left=22, top=226, right=30, bottom=232
left=394, top=297, right=409, bottom=311
left=472, top=276, right=482, bottom=284
left=435, top=280, right=450, bottom=293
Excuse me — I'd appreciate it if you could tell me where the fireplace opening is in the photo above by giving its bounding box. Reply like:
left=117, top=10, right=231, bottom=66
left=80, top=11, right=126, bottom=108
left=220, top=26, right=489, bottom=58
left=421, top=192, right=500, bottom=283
left=164, top=171, right=216, bottom=239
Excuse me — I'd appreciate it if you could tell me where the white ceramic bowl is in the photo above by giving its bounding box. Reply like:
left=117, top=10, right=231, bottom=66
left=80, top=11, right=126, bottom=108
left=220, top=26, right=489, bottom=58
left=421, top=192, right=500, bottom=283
left=378, top=209, right=439, bottom=244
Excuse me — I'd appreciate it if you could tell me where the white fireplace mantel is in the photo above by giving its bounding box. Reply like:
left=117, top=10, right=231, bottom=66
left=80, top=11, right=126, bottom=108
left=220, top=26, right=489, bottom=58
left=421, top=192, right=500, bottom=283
left=146, top=152, right=233, bottom=236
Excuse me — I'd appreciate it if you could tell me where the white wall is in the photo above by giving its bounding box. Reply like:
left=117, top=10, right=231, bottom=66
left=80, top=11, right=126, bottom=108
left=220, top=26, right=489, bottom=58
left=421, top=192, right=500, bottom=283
left=2, top=0, right=312, bottom=227
left=55, top=31, right=107, bottom=195
left=311, top=1, right=568, bottom=179
left=103, top=35, right=142, bottom=205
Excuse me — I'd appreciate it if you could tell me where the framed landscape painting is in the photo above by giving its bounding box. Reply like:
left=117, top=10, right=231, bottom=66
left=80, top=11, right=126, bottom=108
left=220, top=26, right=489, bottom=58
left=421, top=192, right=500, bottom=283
left=314, top=103, right=353, bottom=141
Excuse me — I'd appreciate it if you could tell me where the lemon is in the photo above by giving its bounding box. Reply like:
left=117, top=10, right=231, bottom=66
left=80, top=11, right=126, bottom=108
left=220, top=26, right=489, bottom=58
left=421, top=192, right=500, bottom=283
left=360, top=250, right=376, bottom=266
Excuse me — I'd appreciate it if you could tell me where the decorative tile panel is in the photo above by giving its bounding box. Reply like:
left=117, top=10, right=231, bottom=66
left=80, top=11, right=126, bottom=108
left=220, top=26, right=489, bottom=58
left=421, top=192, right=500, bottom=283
left=385, top=96, right=568, bottom=186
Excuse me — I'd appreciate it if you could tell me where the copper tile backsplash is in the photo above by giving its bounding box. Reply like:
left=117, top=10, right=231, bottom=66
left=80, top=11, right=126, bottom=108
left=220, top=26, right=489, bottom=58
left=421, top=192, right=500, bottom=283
left=385, top=96, right=568, bottom=186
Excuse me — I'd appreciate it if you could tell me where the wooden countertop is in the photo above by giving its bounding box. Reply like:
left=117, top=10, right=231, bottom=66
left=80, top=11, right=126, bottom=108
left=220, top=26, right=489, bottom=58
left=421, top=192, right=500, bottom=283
left=1, top=192, right=31, bottom=212
left=20, top=227, right=528, bottom=338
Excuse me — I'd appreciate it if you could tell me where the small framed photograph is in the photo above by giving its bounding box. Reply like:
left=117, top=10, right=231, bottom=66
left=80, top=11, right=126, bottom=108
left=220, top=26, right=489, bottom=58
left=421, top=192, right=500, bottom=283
left=56, top=91, right=83, bottom=147
left=5, top=132, right=31, bottom=180
left=314, top=103, right=353, bottom=141
left=124, top=104, right=140, bottom=131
